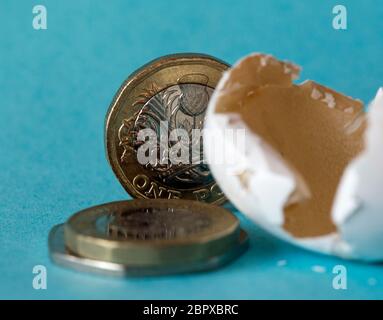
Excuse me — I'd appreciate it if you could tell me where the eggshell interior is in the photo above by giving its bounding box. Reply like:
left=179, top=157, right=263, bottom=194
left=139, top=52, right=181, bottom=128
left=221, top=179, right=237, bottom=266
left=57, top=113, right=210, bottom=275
left=213, top=54, right=366, bottom=238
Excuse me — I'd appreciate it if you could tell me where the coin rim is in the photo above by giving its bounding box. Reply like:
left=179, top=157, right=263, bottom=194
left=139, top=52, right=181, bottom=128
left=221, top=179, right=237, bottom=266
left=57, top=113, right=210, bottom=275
left=104, top=53, right=229, bottom=204
left=50, top=224, right=249, bottom=276
left=64, top=199, right=240, bottom=265
left=66, top=199, right=239, bottom=243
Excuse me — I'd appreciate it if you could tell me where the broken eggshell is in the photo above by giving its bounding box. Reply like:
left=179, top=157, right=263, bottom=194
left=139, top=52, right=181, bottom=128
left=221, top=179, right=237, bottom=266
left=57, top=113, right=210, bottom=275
left=204, top=53, right=383, bottom=261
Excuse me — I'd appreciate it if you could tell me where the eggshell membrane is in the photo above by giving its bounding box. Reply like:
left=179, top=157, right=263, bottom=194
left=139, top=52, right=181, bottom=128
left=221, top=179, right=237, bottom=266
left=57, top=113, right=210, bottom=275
left=204, top=53, right=383, bottom=261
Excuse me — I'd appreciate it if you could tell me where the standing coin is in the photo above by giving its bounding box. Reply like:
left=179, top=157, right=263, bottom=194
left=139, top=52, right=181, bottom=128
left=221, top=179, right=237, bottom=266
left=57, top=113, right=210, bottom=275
left=64, top=199, right=240, bottom=266
left=105, top=54, right=229, bottom=204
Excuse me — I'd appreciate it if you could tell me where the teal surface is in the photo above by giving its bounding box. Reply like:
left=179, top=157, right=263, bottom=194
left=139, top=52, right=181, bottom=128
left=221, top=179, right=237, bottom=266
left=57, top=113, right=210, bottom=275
left=1, top=0, right=383, bottom=299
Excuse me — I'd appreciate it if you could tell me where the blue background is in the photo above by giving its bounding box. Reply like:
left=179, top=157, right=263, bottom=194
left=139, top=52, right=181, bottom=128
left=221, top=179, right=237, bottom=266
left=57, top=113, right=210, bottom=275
left=1, top=0, right=383, bottom=299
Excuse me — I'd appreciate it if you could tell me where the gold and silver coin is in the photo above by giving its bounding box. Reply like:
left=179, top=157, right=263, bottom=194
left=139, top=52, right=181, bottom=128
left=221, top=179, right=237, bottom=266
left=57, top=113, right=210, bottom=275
left=105, top=54, right=228, bottom=204
left=48, top=54, right=248, bottom=277
left=49, top=200, right=248, bottom=276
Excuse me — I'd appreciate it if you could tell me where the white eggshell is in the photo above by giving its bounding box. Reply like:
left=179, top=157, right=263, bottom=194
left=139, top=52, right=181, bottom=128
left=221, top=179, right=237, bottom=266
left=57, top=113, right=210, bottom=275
left=332, top=88, right=383, bottom=261
left=205, top=55, right=383, bottom=261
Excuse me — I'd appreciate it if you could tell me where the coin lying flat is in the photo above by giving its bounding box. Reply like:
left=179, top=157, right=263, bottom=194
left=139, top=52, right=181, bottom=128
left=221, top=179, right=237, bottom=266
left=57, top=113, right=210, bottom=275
left=49, top=224, right=248, bottom=277
left=64, top=199, right=240, bottom=266
left=105, top=54, right=229, bottom=204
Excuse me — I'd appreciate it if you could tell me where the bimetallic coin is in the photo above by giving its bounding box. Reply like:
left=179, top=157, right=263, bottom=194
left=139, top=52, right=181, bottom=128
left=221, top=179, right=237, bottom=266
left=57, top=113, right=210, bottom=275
left=64, top=200, right=240, bottom=266
left=105, top=54, right=229, bottom=204
left=49, top=224, right=248, bottom=277
left=107, top=205, right=212, bottom=240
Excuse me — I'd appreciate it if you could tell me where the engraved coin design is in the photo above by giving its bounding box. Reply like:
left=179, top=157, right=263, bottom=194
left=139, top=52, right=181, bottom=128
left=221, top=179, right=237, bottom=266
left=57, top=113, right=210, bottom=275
left=105, top=54, right=229, bottom=204
left=107, top=206, right=212, bottom=240
left=63, top=200, right=241, bottom=266
left=118, top=83, right=213, bottom=189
